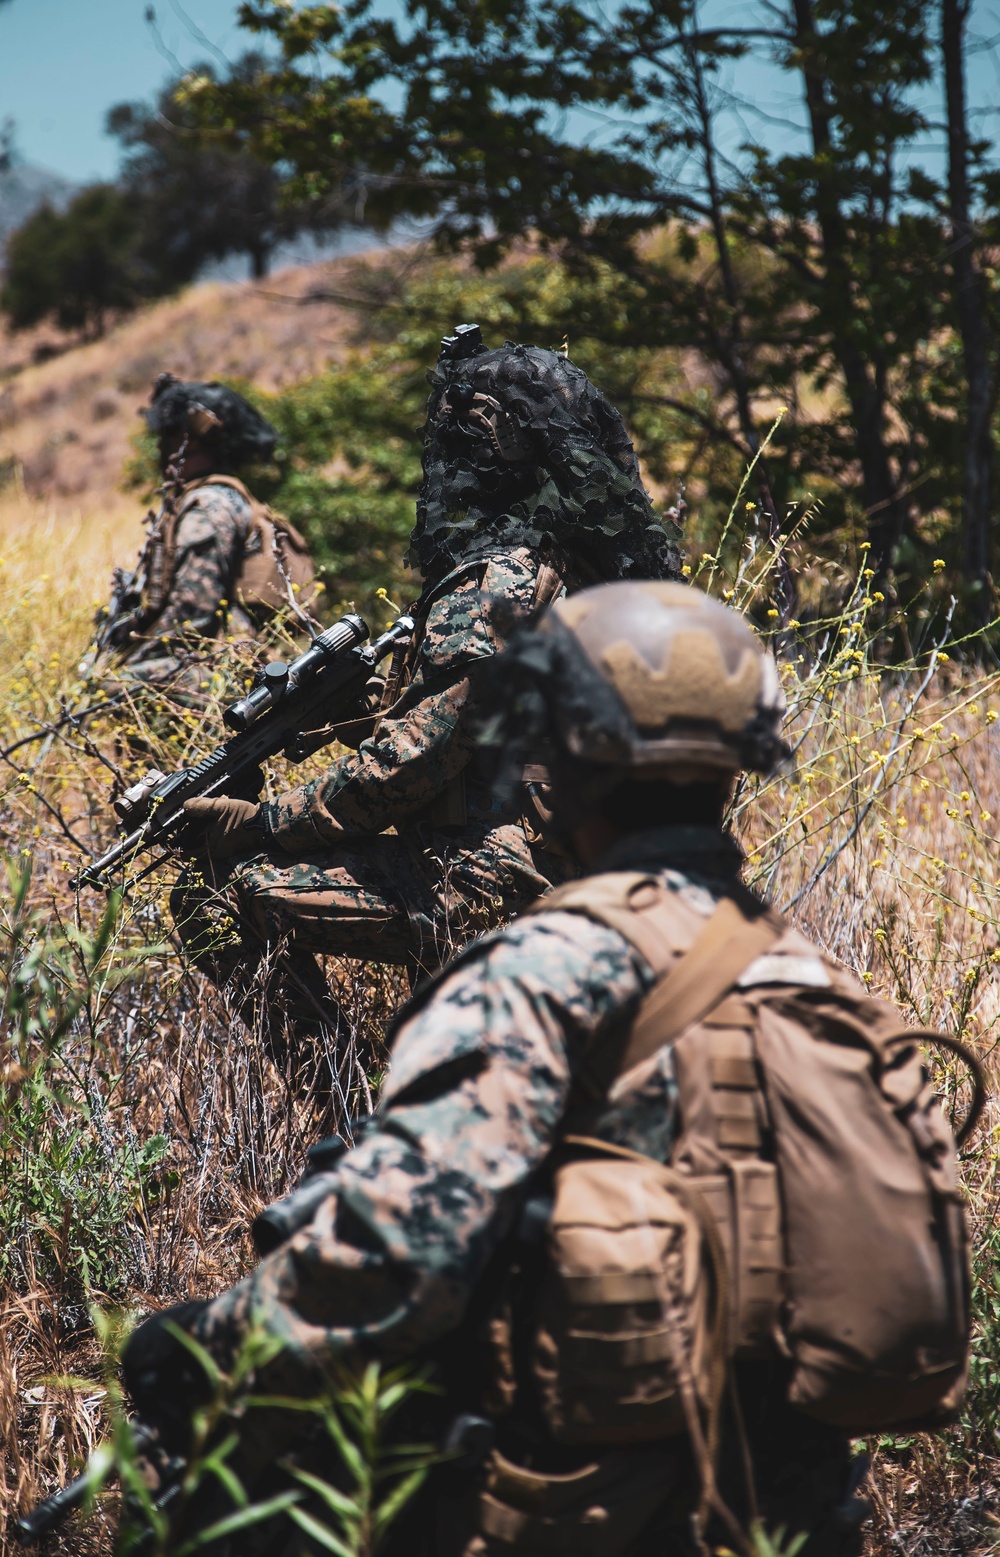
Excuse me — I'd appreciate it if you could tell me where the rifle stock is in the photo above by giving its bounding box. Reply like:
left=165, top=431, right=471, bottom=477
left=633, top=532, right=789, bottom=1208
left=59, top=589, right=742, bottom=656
left=74, top=612, right=414, bottom=892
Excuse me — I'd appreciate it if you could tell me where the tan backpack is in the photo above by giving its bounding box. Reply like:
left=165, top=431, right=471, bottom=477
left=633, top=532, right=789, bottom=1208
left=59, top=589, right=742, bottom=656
left=144, top=474, right=315, bottom=623
left=523, top=872, right=980, bottom=1446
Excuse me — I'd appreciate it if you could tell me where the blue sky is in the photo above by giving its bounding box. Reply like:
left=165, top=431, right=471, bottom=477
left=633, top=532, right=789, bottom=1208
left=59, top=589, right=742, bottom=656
left=0, top=0, right=259, bottom=181
left=2, top=0, right=1000, bottom=188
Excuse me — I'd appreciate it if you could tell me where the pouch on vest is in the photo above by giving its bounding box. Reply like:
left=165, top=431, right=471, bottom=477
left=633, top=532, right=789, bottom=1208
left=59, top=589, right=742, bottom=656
left=468, top=1444, right=674, bottom=1556
left=532, top=1144, right=727, bottom=1445
left=525, top=873, right=980, bottom=1440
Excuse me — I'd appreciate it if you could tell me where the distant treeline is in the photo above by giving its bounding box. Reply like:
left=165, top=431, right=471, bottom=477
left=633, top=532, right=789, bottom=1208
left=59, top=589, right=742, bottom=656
left=0, top=51, right=348, bottom=341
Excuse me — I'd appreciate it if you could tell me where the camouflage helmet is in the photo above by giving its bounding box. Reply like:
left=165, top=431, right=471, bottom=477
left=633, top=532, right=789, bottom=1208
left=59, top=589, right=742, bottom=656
left=408, top=325, right=682, bottom=583
left=143, top=374, right=278, bottom=467
left=480, top=580, right=787, bottom=833
left=544, top=581, right=787, bottom=776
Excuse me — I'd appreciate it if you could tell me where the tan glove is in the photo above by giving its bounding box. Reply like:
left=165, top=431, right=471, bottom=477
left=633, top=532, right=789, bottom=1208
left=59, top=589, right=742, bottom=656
left=178, top=797, right=266, bottom=859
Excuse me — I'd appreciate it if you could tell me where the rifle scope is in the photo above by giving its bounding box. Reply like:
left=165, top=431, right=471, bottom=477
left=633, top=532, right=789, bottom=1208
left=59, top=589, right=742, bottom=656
left=224, top=613, right=368, bottom=734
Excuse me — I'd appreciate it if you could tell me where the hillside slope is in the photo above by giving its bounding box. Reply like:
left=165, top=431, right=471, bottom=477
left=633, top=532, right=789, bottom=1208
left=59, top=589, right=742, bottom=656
left=0, top=254, right=371, bottom=512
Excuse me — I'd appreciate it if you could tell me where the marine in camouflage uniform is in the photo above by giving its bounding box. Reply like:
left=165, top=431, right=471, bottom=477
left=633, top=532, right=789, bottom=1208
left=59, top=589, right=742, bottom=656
left=170, top=326, right=683, bottom=1053
left=92, top=375, right=303, bottom=710
left=124, top=584, right=868, bottom=1557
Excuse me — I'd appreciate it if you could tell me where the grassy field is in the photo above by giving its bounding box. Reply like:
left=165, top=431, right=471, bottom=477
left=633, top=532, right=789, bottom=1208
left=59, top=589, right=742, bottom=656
left=1, top=479, right=999, bottom=1553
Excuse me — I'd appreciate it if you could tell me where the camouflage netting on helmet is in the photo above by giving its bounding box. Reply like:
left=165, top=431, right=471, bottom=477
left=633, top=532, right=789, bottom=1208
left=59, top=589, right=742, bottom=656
left=143, top=374, right=278, bottom=467
left=408, top=341, right=682, bottom=582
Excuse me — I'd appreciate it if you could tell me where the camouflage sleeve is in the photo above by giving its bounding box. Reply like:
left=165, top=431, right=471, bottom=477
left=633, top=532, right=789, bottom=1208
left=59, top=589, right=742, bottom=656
left=143, top=485, right=253, bottom=643
left=266, top=551, right=538, bottom=846
left=191, top=910, right=655, bottom=1393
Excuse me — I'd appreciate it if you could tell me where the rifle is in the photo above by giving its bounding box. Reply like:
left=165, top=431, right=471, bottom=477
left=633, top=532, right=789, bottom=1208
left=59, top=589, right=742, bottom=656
left=77, top=444, right=189, bottom=679
left=13, top=1423, right=184, bottom=1547
left=74, top=611, right=414, bottom=892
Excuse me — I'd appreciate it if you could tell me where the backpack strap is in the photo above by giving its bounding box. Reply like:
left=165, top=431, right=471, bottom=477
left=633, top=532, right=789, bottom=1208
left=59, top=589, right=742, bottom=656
left=532, top=873, right=784, bottom=1095
left=534, top=872, right=691, bottom=975
left=620, top=897, right=783, bottom=1082
left=192, top=474, right=311, bottom=551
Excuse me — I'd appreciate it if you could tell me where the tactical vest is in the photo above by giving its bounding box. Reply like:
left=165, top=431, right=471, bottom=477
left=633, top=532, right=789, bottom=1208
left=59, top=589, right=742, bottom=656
left=529, top=871, right=971, bottom=1426
left=143, top=474, right=315, bottom=626
left=466, top=871, right=978, bottom=1554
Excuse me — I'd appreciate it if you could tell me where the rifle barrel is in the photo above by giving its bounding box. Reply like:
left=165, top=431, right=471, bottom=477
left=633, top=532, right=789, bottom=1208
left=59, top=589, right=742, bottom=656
left=14, top=1473, right=91, bottom=1544
left=13, top=1427, right=155, bottom=1545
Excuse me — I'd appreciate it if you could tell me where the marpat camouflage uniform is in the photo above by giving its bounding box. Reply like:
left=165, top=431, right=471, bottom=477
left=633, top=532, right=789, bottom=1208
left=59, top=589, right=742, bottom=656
left=170, top=546, right=577, bottom=1004
left=189, top=828, right=854, bottom=1556
left=102, top=480, right=258, bottom=707
left=169, top=335, right=681, bottom=1059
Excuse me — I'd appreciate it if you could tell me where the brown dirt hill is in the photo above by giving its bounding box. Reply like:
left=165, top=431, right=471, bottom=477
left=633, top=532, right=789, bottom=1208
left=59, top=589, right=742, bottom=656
left=0, top=255, right=370, bottom=507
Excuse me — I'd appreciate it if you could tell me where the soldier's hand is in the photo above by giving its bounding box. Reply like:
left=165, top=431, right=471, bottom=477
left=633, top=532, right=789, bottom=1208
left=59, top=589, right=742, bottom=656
left=178, top=797, right=266, bottom=858
left=225, top=764, right=266, bottom=803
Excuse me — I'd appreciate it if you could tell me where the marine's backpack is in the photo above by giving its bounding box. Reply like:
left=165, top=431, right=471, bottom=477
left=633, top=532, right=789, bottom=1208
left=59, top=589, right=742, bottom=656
left=144, top=474, right=315, bottom=625
left=520, top=872, right=980, bottom=1446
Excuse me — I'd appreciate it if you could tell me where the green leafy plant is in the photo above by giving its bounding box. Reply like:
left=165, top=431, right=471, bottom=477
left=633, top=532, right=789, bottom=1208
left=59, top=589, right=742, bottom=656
left=0, top=860, right=169, bottom=1294
left=718, top=1523, right=809, bottom=1557
left=87, top=1318, right=439, bottom=1557
left=0, top=858, right=120, bottom=1062
left=282, top=1362, right=438, bottom=1557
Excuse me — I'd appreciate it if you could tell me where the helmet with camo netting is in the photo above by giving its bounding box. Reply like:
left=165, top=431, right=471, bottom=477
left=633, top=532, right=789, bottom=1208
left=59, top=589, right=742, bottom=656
left=408, top=324, right=682, bottom=583
left=479, top=581, right=788, bottom=831
left=143, top=374, right=278, bottom=467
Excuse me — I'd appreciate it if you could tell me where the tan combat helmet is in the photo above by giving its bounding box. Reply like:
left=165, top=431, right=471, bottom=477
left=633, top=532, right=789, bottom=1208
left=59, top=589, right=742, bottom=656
left=541, top=580, right=787, bottom=778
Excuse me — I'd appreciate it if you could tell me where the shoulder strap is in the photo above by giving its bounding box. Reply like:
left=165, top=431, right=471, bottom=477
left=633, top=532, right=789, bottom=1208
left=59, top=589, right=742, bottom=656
left=531, top=559, right=565, bottom=610
left=530, top=872, right=687, bottom=974
left=533, top=873, right=783, bottom=1094
left=139, top=488, right=185, bottom=621
left=182, top=475, right=312, bottom=556
left=170, top=475, right=248, bottom=528
left=617, top=897, right=781, bottom=1082
left=197, top=473, right=253, bottom=503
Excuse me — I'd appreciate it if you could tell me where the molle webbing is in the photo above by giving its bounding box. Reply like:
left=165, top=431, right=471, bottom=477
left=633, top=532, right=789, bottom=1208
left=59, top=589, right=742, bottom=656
left=140, top=486, right=184, bottom=621
left=529, top=872, right=786, bottom=1358
left=531, top=874, right=783, bottom=1096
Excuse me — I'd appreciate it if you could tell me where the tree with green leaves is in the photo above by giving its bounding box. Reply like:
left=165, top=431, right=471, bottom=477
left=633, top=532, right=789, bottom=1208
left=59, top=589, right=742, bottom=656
left=183, top=0, right=1000, bottom=616
left=940, top=0, right=998, bottom=626
left=0, top=45, right=356, bottom=339
left=0, top=183, right=162, bottom=338
left=109, top=53, right=346, bottom=282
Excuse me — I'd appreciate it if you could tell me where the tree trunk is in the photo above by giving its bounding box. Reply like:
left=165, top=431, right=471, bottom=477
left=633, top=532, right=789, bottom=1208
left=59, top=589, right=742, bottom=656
left=790, top=0, right=910, bottom=581
left=942, top=0, right=995, bottom=625
left=249, top=243, right=270, bottom=280
left=686, top=34, right=797, bottom=624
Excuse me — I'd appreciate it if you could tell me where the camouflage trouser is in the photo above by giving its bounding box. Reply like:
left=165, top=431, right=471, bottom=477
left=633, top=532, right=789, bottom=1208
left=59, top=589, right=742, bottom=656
left=170, top=818, right=575, bottom=1074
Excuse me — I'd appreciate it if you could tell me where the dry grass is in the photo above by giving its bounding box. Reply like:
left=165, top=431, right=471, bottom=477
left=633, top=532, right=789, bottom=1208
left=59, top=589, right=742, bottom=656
left=0, top=487, right=410, bottom=1551
left=1, top=483, right=1000, bottom=1554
